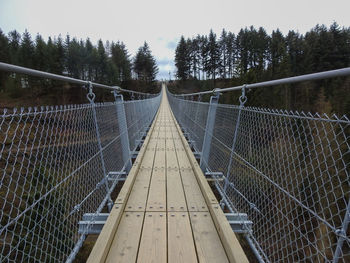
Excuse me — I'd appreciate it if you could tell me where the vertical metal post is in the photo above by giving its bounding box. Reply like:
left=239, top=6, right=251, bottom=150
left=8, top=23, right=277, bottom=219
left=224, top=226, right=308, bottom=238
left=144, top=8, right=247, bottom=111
left=86, top=82, right=113, bottom=211
left=113, top=91, right=132, bottom=173
left=179, top=95, right=185, bottom=125
left=333, top=198, right=350, bottom=263
left=192, top=94, right=202, bottom=153
left=200, top=91, right=220, bottom=171
left=222, top=86, right=247, bottom=203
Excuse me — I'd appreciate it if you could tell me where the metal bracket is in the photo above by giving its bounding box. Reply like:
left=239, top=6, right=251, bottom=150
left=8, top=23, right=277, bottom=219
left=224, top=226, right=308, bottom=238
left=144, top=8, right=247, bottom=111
left=205, top=171, right=224, bottom=182
left=183, top=132, right=189, bottom=137
left=78, top=213, right=109, bottom=234
left=212, top=88, right=222, bottom=98
left=225, top=213, right=253, bottom=234
left=113, top=91, right=132, bottom=173
left=79, top=212, right=253, bottom=235
left=193, top=151, right=201, bottom=160
left=136, top=139, right=145, bottom=145
left=187, top=139, right=195, bottom=146
left=131, top=150, right=139, bottom=159
left=107, top=171, right=127, bottom=182
left=200, top=92, right=219, bottom=171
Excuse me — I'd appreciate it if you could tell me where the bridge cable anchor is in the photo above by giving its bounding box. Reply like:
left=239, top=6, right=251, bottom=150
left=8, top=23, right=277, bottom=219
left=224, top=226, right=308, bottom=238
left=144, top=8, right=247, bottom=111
left=239, top=84, right=248, bottom=106
left=212, top=88, right=221, bottom=99
left=86, top=81, right=96, bottom=103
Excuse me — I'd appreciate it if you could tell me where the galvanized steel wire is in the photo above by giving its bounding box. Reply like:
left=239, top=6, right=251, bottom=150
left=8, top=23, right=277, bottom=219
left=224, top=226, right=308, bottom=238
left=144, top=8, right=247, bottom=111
left=168, top=91, right=350, bottom=263
left=0, top=95, right=161, bottom=262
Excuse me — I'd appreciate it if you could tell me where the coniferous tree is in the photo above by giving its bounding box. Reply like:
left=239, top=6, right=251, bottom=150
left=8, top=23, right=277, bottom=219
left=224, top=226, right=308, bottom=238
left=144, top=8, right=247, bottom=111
left=65, top=35, right=78, bottom=78
left=285, top=30, right=304, bottom=76
left=85, top=38, right=95, bottom=80
left=195, top=35, right=204, bottom=79
left=256, top=27, right=269, bottom=73
left=236, top=28, right=249, bottom=76
left=219, top=29, right=228, bottom=79
left=19, top=30, right=35, bottom=68
left=205, top=30, right=220, bottom=81
left=8, top=30, right=21, bottom=65
left=79, top=39, right=87, bottom=80
left=55, top=35, right=65, bottom=75
left=226, top=32, right=236, bottom=78
left=190, top=37, right=200, bottom=79
left=0, top=29, right=9, bottom=63
left=269, top=29, right=289, bottom=77
left=0, top=29, right=9, bottom=90
left=133, top=42, right=158, bottom=82
left=199, top=35, right=208, bottom=80
left=33, top=34, right=47, bottom=71
left=175, top=36, right=191, bottom=80
left=96, top=39, right=107, bottom=82
left=18, top=30, right=35, bottom=90
left=111, top=41, right=132, bottom=81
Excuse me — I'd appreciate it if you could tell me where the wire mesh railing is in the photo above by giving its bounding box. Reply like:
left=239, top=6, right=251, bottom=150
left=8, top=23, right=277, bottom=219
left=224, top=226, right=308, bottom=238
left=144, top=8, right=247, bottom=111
left=0, top=62, right=161, bottom=262
left=0, top=96, right=161, bottom=262
left=168, top=90, right=350, bottom=262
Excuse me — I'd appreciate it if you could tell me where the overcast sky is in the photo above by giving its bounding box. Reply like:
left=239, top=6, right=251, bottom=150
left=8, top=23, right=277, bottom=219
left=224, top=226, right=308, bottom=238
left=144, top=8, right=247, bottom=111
left=1, top=0, right=349, bottom=79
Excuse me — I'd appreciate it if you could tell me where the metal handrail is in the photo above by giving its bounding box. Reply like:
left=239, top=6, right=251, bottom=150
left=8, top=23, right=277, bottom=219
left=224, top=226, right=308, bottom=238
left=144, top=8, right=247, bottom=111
left=0, top=62, right=154, bottom=96
left=174, top=67, right=350, bottom=97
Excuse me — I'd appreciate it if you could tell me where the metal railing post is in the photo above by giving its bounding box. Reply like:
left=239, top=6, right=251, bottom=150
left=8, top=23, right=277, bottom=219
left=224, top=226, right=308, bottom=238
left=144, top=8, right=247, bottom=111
left=333, top=198, right=350, bottom=263
left=222, top=87, right=247, bottom=199
left=200, top=91, right=220, bottom=171
left=113, top=91, right=132, bottom=173
left=86, top=82, right=113, bottom=212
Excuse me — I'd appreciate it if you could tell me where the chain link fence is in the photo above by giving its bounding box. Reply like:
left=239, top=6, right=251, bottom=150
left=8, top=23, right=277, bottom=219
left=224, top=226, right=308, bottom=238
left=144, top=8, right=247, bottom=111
left=0, top=94, right=161, bottom=262
left=168, top=92, right=349, bottom=263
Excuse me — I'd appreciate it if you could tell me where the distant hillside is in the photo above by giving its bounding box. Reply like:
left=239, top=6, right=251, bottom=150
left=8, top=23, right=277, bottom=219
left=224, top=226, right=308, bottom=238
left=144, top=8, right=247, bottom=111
left=167, top=76, right=350, bottom=116
left=0, top=29, right=159, bottom=108
left=171, top=23, right=350, bottom=115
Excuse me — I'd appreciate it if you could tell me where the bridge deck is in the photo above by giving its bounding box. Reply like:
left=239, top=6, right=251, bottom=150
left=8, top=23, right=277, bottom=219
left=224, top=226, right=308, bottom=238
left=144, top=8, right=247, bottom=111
left=88, top=87, right=248, bottom=263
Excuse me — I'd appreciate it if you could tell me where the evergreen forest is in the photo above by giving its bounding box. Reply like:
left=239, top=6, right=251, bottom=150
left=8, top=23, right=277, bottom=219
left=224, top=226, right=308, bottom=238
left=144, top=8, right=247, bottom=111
left=0, top=29, right=158, bottom=106
left=172, top=23, right=350, bottom=115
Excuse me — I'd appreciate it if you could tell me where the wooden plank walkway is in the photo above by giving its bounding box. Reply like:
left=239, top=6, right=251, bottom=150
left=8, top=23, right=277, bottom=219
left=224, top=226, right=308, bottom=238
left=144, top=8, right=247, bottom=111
left=88, top=86, right=248, bottom=263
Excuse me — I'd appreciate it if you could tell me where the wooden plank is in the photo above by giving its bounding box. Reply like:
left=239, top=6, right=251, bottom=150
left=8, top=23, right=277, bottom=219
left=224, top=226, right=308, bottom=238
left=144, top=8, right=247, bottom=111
left=146, top=172, right=166, bottom=212
left=166, top=136, right=187, bottom=212
left=168, top=100, right=249, bottom=263
left=169, top=110, right=218, bottom=205
left=179, top=168, right=208, bottom=212
left=105, top=212, right=144, bottom=263
left=173, top=136, right=192, bottom=169
left=116, top=128, right=158, bottom=205
left=88, top=108, right=160, bottom=263
left=114, top=111, right=160, bottom=204
left=124, top=167, right=152, bottom=211
left=87, top=204, right=123, bottom=263
left=189, top=212, right=229, bottom=263
left=123, top=127, right=159, bottom=211
left=146, top=137, right=166, bottom=211
left=137, top=212, right=167, bottom=263
left=167, top=212, right=198, bottom=263
left=209, top=204, right=249, bottom=263
left=166, top=169, right=187, bottom=212
left=171, top=129, right=208, bottom=212
left=146, top=113, right=166, bottom=211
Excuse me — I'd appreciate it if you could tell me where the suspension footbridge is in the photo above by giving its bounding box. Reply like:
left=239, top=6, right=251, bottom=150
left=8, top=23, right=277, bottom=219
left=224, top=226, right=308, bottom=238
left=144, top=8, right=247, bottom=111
left=88, top=86, right=247, bottom=262
left=0, top=62, right=349, bottom=262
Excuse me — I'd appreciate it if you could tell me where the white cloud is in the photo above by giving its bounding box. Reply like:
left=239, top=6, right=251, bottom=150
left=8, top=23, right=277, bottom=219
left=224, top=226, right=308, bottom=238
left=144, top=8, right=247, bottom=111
left=1, top=0, right=349, bottom=79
